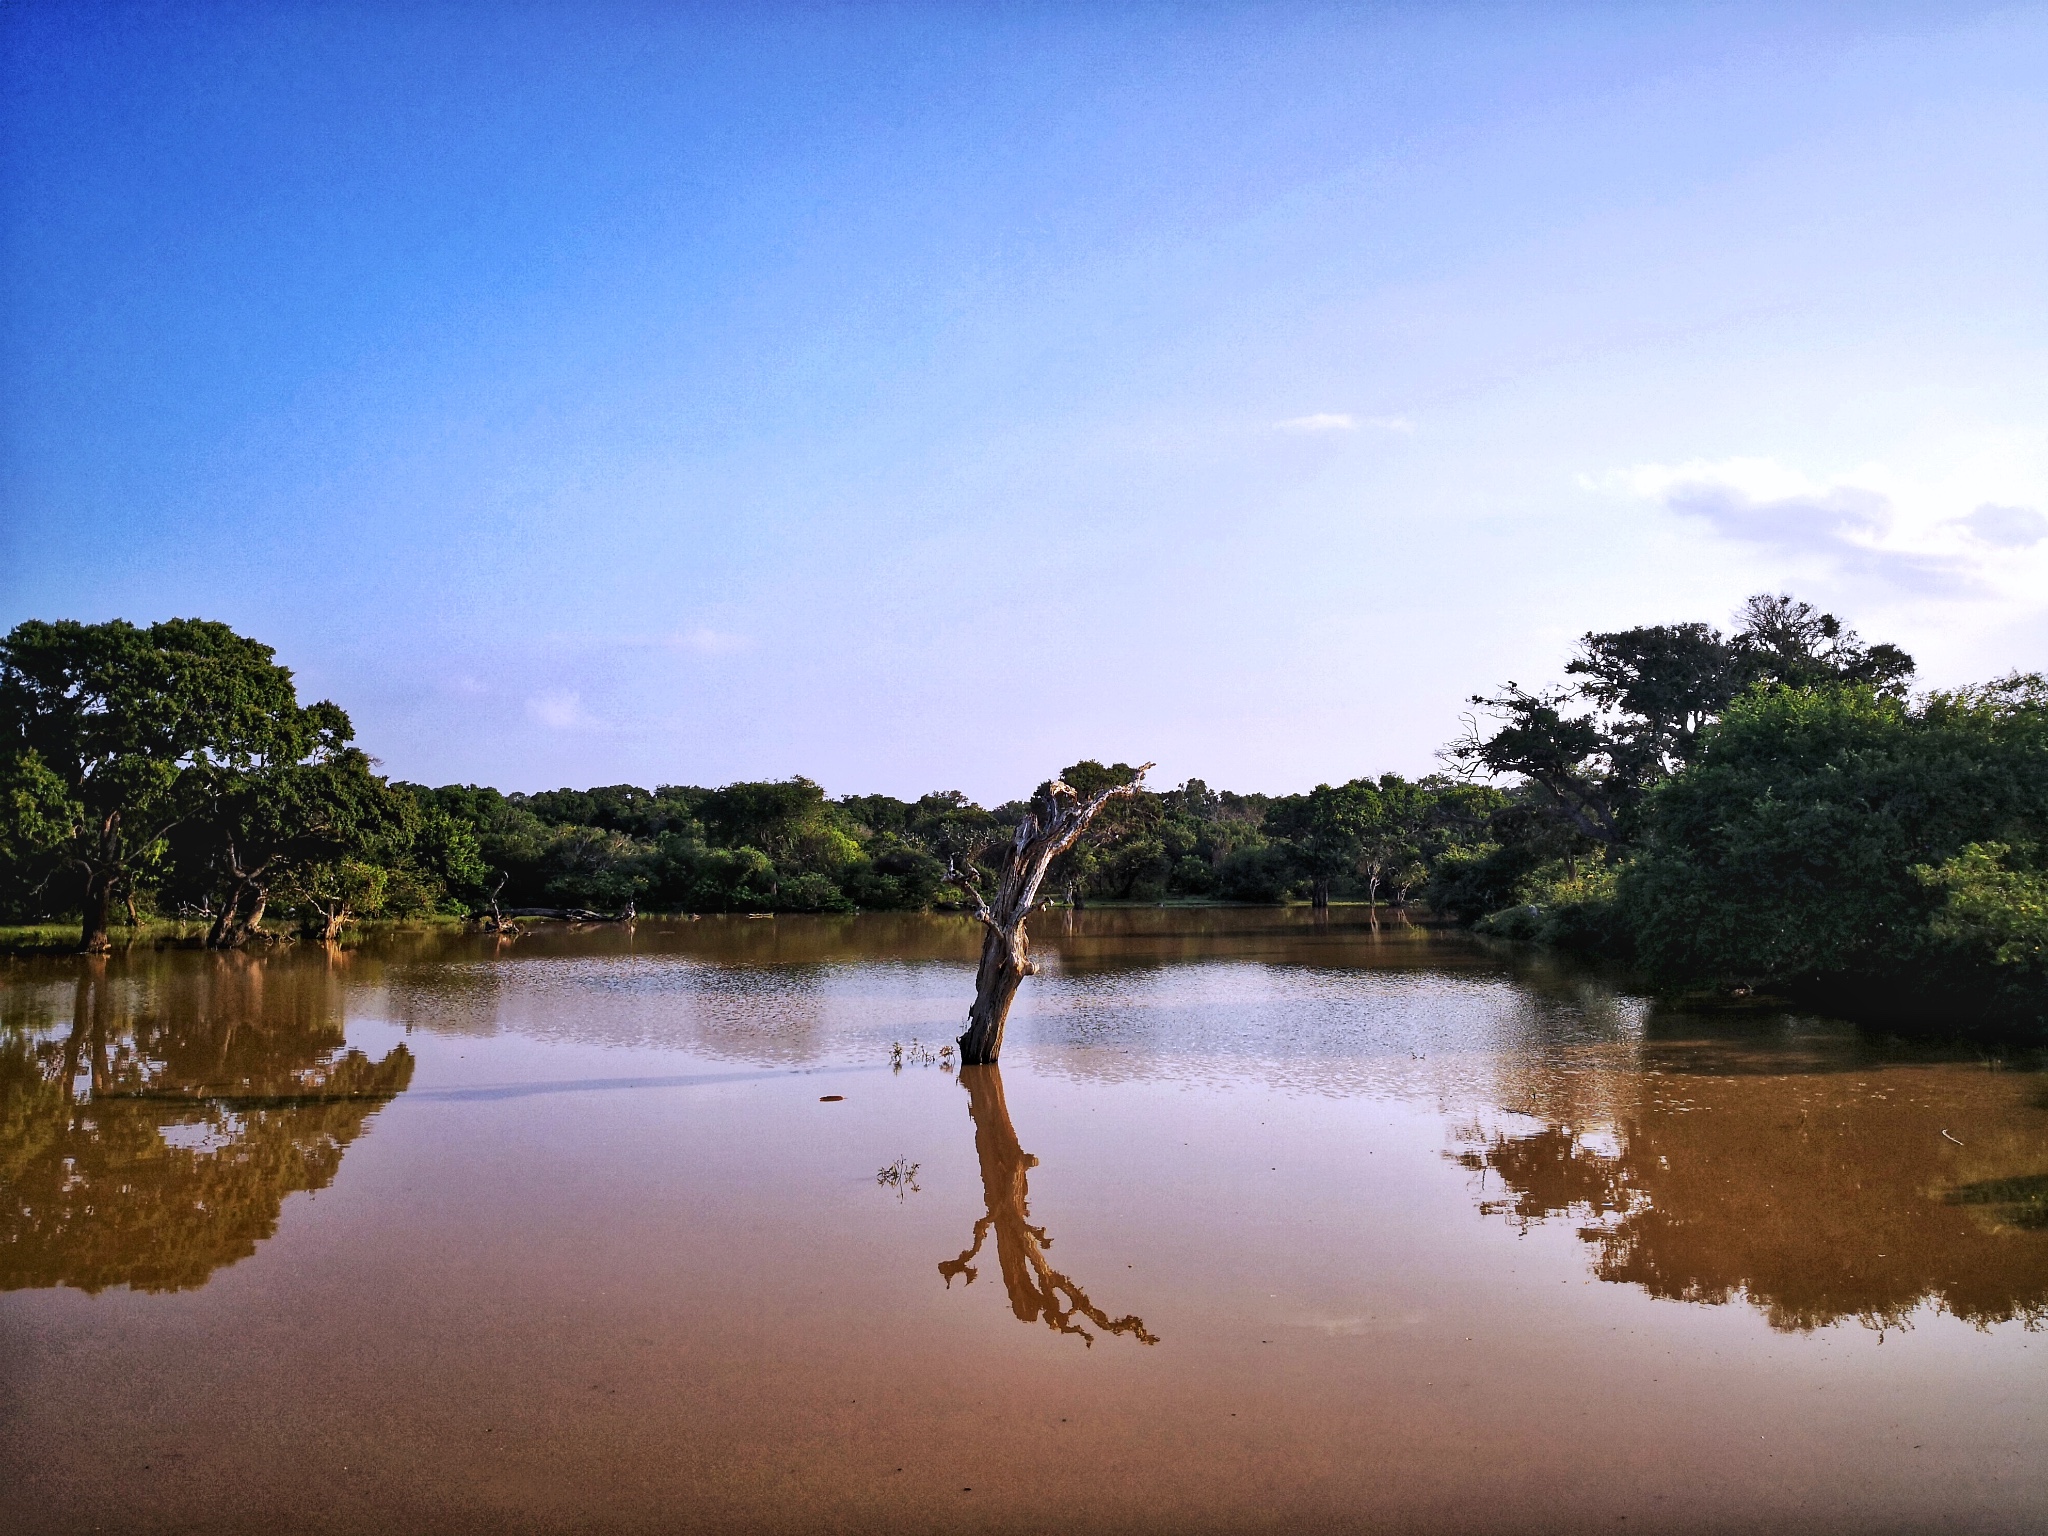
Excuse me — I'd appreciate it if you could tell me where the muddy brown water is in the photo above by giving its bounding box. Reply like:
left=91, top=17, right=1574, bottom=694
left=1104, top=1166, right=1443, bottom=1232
left=2, top=910, right=2043, bottom=1534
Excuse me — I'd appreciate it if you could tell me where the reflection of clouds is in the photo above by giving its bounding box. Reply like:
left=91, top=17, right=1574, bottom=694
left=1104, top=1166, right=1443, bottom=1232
left=390, top=953, right=966, bottom=1065
left=356, top=916, right=1599, bottom=1087
left=1017, top=958, right=1647, bottom=1103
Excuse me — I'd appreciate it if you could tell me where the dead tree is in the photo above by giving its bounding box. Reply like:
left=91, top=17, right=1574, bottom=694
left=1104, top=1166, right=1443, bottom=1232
left=207, top=839, right=277, bottom=950
left=947, top=765, right=1150, bottom=1066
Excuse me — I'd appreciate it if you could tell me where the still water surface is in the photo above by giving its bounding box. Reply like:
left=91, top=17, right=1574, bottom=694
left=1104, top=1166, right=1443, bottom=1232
left=2, top=911, right=2043, bottom=1533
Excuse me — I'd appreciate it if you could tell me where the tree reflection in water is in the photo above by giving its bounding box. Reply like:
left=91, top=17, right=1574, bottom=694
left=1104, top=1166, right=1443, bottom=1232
left=941, top=1066, right=1157, bottom=1346
left=1454, top=1064, right=2048, bottom=1332
left=0, top=956, right=412, bottom=1293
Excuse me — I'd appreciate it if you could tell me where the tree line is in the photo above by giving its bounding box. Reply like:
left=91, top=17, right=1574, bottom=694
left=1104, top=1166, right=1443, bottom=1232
left=0, top=617, right=1503, bottom=944
left=2, top=602, right=2042, bottom=1027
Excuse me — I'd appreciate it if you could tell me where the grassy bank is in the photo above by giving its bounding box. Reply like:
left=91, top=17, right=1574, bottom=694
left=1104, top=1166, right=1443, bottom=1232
left=0, top=920, right=210, bottom=955
left=0, top=914, right=475, bottom=956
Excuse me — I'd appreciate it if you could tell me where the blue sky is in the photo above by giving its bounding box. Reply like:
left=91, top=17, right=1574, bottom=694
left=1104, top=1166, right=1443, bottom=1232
left=4, top=2, right=2044, bottom=801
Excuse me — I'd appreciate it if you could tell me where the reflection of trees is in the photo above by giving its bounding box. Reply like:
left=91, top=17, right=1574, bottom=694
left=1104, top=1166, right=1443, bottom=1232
left=1456, top=1069, right=2048, bottom=1331
left=1, top=957, right=412, bottom=1294
left=941, top=1066, right=1156, bottom=1346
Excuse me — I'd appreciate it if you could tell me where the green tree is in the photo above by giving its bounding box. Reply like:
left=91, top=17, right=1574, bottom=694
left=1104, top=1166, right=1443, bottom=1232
left=1267, top=779, right=1380, bottom=907
left=1618, top=675, right=2048, bottom=1019
left=0, top=619, right=343, bottom=950
left=1919, top=843, right=2048, bottom=984
left=169, top=746, right=413, bottom=948
left=1449, top=594, right=1917, bottom=856
left=1357, top=774, right=1428, bottom=906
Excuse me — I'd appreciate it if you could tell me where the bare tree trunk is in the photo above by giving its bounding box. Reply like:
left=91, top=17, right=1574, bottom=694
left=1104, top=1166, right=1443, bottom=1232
left=951, top=767, right=1151, bottom=1066
left=208, top=879, right=268, bottom=949
left=316, top=902, right=349, bottom=943
left=1311, top=878, right=1330, bottom=910
left=80, top=869, right=117, bottom=953
left=962, top=933, right=1032, bottom=1066
left=77, top=810, right=125, bottom=953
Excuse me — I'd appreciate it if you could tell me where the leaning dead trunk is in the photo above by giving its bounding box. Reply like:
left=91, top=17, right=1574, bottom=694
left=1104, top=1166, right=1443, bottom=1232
left=311, top=900, right=350, bottom=944
left=208, top=883, right=269, bottom=949
left=951, top=766, right=1151, bottom=1066
left=207, top=871, right=271, bottom=949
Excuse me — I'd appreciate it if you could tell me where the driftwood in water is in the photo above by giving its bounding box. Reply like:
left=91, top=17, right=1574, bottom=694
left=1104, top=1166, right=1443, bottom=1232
left=497, top=900, right=636, bottom=924
left=948, top=765, right=1150, bottom=1066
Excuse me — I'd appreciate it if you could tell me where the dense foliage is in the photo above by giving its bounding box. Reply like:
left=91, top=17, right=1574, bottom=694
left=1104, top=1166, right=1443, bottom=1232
left=4, top=603, right=2044, bottom=1030
left=1452, top=597, right=2047, bottom=1028
left=1617, top=678, right=2048, bottom=1019
left=403, top=765, right=1489, bottom=918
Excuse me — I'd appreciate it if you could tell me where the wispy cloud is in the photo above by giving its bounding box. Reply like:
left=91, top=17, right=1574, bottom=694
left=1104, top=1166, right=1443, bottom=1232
left=670, top=627, right=749, bottom=655
left=1954, top=502, right=2048, bottom=549
left=526, top=691, right=600, bottom=731
left=1594, top=458, right=1983, bottom=595
left=1275, top=412, right=1414, bottom=436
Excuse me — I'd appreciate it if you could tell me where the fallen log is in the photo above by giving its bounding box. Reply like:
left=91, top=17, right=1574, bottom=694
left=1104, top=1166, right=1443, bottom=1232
left=498, top=900, right=636, bottom=924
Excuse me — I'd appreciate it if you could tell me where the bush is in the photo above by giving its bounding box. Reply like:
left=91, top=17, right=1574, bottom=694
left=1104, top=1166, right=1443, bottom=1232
left=675, top=845, right=779, bottom=911
left=1475, top=861, right=1629, bottom=956
left=841, top=841, right=946, bottom=910
left=1216, top=845, right=1295, bottom=903
left=775, top=872, right=855, bottom=913
left=1424, top=842, right=1541, bottom=926
left=1616, top=679, right=2048, bottom=1021
left=1916, top=842, right=2048, bottom=1021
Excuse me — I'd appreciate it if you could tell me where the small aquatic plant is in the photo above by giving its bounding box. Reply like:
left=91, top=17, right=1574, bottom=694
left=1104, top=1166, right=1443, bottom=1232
left=891, top=1038, right=945, bottom=1070
left=876, top=1157, right=921, bottom=1198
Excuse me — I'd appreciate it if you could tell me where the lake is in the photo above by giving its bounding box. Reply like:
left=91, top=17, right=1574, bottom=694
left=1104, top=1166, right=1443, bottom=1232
left=2, top=910, right=2043, bottom=1534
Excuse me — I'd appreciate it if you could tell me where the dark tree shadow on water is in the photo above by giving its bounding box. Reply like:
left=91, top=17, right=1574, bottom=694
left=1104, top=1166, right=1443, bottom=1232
left=940, top=1065, right=1157, bottom=1347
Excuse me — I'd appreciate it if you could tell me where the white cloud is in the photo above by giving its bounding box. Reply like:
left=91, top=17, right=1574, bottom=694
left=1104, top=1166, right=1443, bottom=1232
left=1593, top=457, right=1990, bottom=595
left=1363, top=414, right=1415, bottom=434
left=526, top=691, right=598, bottom=731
